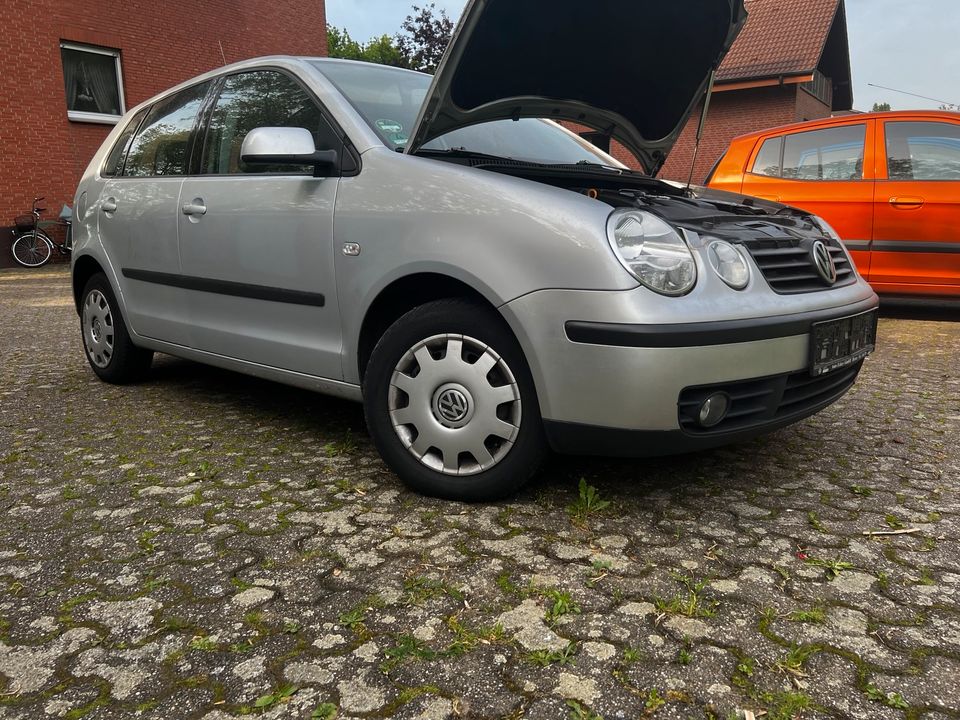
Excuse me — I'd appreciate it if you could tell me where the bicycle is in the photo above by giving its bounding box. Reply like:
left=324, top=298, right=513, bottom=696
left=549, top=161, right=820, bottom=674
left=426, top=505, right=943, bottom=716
left=11, top=197, right=73, bottom=268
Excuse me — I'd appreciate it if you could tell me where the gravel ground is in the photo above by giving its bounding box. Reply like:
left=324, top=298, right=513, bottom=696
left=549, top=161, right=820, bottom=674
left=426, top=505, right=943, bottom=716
left=0, top=266, right=958, bottom=720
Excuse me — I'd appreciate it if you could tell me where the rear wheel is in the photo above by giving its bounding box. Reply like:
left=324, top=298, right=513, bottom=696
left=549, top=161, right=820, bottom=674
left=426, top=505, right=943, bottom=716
left=12, top=231, right=53, bottom=267
left=364, top=299, right=546, bottom=501
left=80, top=273, right=153, bottom=384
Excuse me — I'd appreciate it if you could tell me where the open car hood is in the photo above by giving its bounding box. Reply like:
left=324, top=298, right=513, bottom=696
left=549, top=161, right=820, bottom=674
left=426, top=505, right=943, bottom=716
left=406, top=0, right=747, bottom=175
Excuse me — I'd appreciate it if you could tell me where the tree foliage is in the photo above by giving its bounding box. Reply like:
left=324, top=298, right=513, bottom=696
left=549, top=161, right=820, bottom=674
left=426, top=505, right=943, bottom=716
left=871, top=102, right=892, bottom=112
left=396, top=3, right=455, bottom=73
left=326, top=3, right=455, bottom=73
left=326, top=26, right=408, bottom=68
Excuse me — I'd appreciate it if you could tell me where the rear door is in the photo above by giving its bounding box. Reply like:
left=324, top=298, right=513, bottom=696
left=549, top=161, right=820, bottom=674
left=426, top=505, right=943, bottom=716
left=98, top=81, right=212, bottom=344
left=738, top=122, right=876, bottom=276
left=871, top=118, right=960, bottom=293
left=177, top=68, right=345, bottom=379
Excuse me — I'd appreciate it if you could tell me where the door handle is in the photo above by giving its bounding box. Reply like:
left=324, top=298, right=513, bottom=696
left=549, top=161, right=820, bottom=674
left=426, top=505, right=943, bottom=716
left=101, top=197, right=118, bottom=213
left=889, top=196, right=924, bottom=209
left=182, top=201, right=207, bottom=217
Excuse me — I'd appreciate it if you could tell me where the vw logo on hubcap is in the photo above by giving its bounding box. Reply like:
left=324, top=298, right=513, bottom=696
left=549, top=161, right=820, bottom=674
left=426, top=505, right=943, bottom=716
left=438, top=389, right=469, bottom=422
left=812, top=241, right=838, bottom=284
left=432, top=383, right=474, bottom=428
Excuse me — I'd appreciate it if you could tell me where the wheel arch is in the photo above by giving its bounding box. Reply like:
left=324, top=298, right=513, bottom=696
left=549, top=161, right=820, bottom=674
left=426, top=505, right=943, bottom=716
left=72, top=254, right=107, bottom=315
left=357, top=272, right=507, bottom=382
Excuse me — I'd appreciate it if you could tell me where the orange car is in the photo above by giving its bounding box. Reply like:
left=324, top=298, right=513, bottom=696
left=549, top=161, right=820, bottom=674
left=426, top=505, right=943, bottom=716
left=708, top=111, right=960, bottom=297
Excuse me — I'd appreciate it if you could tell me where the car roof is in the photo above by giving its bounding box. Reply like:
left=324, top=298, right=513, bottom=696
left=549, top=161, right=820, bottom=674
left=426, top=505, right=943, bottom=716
left=730, top=109, right=960, bottom=143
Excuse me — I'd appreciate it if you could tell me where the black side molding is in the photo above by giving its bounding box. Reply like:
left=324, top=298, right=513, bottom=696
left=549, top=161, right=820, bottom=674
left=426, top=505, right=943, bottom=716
left=565, top=296, right=879, bottom=349
left=872, top=241, right=960, bottom=254
left=122, top=269, right=325, bottom=307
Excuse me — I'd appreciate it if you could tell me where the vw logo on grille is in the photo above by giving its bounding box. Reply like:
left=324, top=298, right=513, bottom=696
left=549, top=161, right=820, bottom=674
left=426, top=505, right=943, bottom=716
left=812, top=241, right=838, bottom=284
left=438, top=389, right=469, bottom=423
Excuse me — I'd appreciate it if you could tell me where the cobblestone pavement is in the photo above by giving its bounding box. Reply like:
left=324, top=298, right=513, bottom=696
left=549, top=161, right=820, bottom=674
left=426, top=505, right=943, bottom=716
left=0, top=266, right=958, bottom=720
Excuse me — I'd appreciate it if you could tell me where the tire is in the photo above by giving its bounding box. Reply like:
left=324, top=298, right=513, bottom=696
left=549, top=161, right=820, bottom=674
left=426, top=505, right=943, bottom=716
left=363, top=298, right=546, bottom=501
left=80, top=273, right=153, bottom=384
left=12, top=231, right=53, bottom=268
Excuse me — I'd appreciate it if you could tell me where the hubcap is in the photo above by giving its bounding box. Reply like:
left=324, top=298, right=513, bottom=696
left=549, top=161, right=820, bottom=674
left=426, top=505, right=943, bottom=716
left=82, top=289, right=115, bottom=369
left=389, top=334, right=522, bottom=476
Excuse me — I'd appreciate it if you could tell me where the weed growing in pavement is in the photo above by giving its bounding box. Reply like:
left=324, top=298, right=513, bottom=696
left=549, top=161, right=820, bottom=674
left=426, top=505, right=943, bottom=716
left=528, top=641, right=578, bottom=667
left=885, top=513, right=906, bottom=529
left=324, top=431, right=357, bottom=457
left=788, top=606, right=825, bottom=623
left=402, top=575, right=464, bottom=605
left=188, top=635, right=218, bottom=652
left=311, top=704, right=337, bottom=720
left=775, top=643, right=819, bottom=676
left=644, top=688, right=666, bottom=712
left=543, top=588, right=581, bottom=626
left=654, top=573, right=718, bottom=618
left=567, top=478, right=611, bottom=523
left=866, top=683, right=909, bottom=709
left=254, top=685, right=297, bottom=709
left=759, top=691, right=812, bottom=720
left=567, top=699, right=603, bottom=720
left=807, top=557, right=855, bottom=580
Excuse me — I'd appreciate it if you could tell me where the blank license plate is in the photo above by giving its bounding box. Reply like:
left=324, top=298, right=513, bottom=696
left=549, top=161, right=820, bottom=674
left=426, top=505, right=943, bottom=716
left=810, top=310, right=878, bottom=377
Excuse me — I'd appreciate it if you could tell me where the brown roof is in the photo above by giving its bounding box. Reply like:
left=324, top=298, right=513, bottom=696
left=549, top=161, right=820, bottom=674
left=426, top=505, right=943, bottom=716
left=717, top=0, right=840, bottom=83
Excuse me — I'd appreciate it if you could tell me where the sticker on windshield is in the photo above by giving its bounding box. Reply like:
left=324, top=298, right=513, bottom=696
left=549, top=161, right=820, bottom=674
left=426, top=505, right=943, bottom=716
left=376, top=119, right=407, bottom=146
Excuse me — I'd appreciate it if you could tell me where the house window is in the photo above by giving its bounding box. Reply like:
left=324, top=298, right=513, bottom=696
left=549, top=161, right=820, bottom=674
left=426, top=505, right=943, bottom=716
left=60, top=42, right=125, bottom=124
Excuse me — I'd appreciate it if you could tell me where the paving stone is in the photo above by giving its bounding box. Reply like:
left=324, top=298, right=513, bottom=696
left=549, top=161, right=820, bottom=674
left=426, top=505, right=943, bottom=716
left=0, top=267, right=958, bottom=718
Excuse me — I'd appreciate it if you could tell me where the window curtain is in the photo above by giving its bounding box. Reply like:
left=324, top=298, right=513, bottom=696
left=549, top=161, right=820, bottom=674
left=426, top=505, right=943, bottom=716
left=62, top=54, right=79, bottom=110
left=85, top=59, right=118, bottom=115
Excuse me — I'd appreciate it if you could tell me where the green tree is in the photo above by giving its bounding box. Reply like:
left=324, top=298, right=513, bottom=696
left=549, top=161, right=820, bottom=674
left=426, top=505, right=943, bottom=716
left=871, top=102, right=892, bottom=112
left=396, top=3, right=454, bottom=73
left=327, top=26, right=409, bottom=68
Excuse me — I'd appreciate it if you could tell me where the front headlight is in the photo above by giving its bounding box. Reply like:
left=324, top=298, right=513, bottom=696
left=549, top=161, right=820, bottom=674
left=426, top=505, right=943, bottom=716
left=707, top=240, right=750, bottom=290
left=607, top=210, right=697, bottom=296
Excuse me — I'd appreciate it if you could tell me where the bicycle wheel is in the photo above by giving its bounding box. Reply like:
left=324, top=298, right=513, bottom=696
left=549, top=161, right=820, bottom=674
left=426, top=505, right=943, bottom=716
left=12, top=231, right=53, bottom=268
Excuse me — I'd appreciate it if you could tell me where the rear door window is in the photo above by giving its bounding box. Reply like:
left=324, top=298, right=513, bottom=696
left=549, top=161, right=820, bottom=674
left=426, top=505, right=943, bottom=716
left=753, top=125, right=866, bottom=180
left=885, top=121, right=960, bottom=180
left=123, top=82, right=211, bottom=177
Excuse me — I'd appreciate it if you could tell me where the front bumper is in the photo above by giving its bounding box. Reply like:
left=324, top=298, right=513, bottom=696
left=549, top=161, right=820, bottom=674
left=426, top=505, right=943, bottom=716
left=501, top=285, right=879, bottom=456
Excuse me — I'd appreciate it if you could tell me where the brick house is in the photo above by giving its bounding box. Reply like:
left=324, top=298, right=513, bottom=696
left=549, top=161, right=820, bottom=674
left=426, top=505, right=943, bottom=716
left=658, top=0, right=854, bottom=183
left=0, top=0, right=326, bottom=265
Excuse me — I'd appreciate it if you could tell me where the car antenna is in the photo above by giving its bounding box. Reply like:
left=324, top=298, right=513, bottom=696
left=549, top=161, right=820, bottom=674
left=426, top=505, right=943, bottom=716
left=686, top=70, right=716, bottom=193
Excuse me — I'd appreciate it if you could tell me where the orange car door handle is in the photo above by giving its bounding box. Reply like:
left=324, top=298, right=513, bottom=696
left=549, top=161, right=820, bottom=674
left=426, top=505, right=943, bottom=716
left=889, top=196, right=925, bottom=209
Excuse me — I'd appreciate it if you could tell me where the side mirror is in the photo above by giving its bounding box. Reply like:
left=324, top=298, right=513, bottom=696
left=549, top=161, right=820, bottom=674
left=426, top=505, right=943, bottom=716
left=240, top=127, right=339, bottom=177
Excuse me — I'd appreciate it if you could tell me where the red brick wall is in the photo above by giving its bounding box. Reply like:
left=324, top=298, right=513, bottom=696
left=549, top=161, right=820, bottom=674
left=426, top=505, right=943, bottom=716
left=659, top=85, right=802, bottom=183
left=0, top=0, right=326, bottom=227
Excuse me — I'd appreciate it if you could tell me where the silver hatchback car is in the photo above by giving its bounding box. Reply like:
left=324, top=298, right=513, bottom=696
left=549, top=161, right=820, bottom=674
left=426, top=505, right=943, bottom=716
left=72, top=0, right=879, bottom=500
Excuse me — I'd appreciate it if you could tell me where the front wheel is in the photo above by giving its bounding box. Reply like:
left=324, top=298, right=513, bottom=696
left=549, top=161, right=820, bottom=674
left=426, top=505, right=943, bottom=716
left=363, top=299, right=546, bottom=501
left=12, top=231, right=53, bottom=267
left=80, top=273, right=153, bottom=384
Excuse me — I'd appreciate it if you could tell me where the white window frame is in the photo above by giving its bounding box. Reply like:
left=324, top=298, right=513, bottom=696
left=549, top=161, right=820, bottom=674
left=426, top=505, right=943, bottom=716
left=60, top=41, right=126, bottom=125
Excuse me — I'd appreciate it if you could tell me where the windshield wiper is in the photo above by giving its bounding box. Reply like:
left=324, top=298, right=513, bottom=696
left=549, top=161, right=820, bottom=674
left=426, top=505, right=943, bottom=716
left=416, top=147, right=521, bottom=164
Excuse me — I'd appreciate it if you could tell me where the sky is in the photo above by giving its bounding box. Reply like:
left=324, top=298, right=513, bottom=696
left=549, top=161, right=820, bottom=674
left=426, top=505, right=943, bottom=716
left=326, top=0, right=960, bottom=112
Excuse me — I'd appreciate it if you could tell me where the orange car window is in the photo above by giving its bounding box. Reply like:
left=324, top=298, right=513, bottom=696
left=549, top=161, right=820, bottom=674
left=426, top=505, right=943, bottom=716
left=885, top=121, right=960, bottom=181
left=751, top=124, right=866, bottom=181
left=752, top=137, right=782, bottom=177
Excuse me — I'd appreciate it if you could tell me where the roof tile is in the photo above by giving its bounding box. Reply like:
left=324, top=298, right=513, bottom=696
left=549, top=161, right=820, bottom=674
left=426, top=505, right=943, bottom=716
left=718, top=0, right=840, bottom=82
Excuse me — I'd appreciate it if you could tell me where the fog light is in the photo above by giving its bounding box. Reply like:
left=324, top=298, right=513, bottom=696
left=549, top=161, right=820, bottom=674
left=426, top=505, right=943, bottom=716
left=698, top=393, right=730, bottom=428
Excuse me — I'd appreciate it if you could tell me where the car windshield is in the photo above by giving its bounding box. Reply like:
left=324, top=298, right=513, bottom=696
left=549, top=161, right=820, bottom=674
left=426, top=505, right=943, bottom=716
left=312, top=59, right=624, bottom=167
